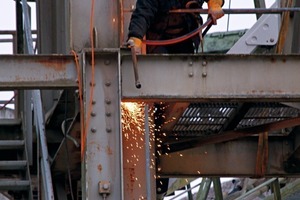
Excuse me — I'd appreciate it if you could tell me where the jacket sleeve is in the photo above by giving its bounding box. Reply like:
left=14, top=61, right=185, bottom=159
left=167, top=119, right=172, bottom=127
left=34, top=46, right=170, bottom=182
left=128, top=0, right=159, bottom=39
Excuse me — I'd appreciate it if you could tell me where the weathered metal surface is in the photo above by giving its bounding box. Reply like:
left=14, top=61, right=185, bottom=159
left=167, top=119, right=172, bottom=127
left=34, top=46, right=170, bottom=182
left=70, top=0, right=120, bottom=51
left=83, top=51, right=123, bottom=199
left=163, top=117, right=300, bottom=154
left=0, top=55, right=77, bottom=89
left=121, top=54, right=300, bottom=101
left=158, top=138, right=294, bottom=177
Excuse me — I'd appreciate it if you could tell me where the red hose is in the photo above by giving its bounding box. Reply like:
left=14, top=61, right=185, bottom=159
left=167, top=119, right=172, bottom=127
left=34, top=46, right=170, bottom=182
left=143, top=18, right=212, bottom=46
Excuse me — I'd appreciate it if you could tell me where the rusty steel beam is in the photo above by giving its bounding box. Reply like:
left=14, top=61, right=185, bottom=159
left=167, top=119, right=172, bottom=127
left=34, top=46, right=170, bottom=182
left=0, top=55, right=78, bottom=89
left=158, top=138, right=294, bottom=177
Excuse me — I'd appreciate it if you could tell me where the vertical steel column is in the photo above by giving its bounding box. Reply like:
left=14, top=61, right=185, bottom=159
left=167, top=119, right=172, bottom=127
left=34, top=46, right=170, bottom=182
left=70, top=0, right=120, bottom=51
left=83, top=51, right=122, bottom=199
left=291, top=1, right=300, bottom=53
left=271, top=178, right=282, bottom=200
left=144, top=105, right=152, bottom=200
left=254, top=0, right=266, bottom=19
left=212, top=178, right=223, bottom=200
left=16, top=0, right=24, bottom=54
left=186, top=184, right=193, bottom=200
left=196, top=178, right=212, bottom=200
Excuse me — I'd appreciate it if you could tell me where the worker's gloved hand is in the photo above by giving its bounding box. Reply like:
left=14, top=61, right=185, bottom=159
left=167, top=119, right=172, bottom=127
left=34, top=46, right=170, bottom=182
left=127, top=37, right=142, bottom=54
left=208, top=0, right=224, bottom=25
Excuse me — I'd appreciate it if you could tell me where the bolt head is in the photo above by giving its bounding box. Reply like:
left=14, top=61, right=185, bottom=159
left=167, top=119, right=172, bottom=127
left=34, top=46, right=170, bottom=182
left=103, top=183, right=109, bottom=190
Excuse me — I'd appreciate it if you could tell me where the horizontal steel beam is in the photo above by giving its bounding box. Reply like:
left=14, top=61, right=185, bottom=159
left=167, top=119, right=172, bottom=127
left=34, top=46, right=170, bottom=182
left=158, top=138, right=295, bottom=177
left=0, top=55, right=77, bottom=89
left=121, top=54, right=300, bottom=101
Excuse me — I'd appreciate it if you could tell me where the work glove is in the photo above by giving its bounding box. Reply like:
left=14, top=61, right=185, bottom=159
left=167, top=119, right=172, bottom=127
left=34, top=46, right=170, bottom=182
left=127, top=37, right=142, bottom=54
left=207, top=0, right=224, bottom=25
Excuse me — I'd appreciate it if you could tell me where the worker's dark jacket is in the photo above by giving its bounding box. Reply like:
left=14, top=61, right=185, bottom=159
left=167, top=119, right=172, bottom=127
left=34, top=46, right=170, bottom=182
left=128, top=0, right=209, bottom=53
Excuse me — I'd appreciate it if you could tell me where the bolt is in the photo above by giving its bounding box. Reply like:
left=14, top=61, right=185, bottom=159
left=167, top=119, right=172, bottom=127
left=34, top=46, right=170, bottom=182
left=91, top=128, right=97, bottom=133
left=270, top=38, right=274, bottom=43
left=103, top=183, right=109, bottom=190
left=90, top=82, right=96, bottom=87
left=106, top=128, right=112, bottom=133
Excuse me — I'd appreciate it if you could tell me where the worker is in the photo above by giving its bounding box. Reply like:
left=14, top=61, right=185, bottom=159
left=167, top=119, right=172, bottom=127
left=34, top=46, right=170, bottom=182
left=127, top=0, right=225, bottom=54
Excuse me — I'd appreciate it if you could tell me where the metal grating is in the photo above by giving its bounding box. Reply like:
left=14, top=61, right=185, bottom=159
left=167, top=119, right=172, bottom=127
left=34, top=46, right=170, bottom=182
left=172, top=102, right=300, bottom=137
left=237, top=103, right=300, bottom=128
left=172, top=103, right=239, bottom=137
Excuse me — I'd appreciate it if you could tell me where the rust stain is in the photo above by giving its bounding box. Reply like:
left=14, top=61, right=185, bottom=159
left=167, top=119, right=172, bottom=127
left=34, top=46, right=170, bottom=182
left=129, top=167, right=135, bottom=194
left=270, top=57, right=276, bottom=63
left=106, top=146, right=113, bottom=155
left=98, top=164, right=102, bottom=172
left=34, top=57, right=71, bottom=71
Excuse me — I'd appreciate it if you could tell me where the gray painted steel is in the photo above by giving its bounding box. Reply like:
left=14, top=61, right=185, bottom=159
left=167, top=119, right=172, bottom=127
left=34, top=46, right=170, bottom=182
left=71, top=0, right=120, bottom=50
left=0, top=55, right=77, bottom=89
left=121, top=54, right=300, bottom=101
left=83, top=51, right=123, bottom=199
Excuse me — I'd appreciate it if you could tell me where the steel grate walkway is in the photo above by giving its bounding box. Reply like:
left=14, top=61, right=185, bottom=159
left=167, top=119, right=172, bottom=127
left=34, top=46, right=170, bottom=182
left=171, top=102, right=300, bottom=137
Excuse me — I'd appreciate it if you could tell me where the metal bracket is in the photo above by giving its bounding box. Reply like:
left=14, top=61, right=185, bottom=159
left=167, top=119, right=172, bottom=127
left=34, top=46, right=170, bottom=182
left=227, top=2, right=280, bottom=54
left=99, top=181, right=111, bottom=195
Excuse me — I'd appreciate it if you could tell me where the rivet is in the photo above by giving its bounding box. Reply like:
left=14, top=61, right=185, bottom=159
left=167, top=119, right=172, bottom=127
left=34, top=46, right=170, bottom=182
left=188, top=61, right=193, bottom=66
left=91, top=112, right=96, bottom=117
left=104, top=60, right=111, bottom=65
left=105, top=81, right=111, bottom=86
left=91, top=128, right=97, bottom=133
left=90, top=82, right=96, bottom=86
left=106, top=128, right=112, bottom=133
left=202, top=61, right=207, bottom=66
left=106, top=112, right=111, bottom=117
left=270, top=38, right=274, bottom=42
left=92, top=100, right=96, bottom=105
left=105, top=99, right=111, bottom=104
left=202, top=72, right=207, bottom=77
left=189, top=72, right=194, bottom=77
